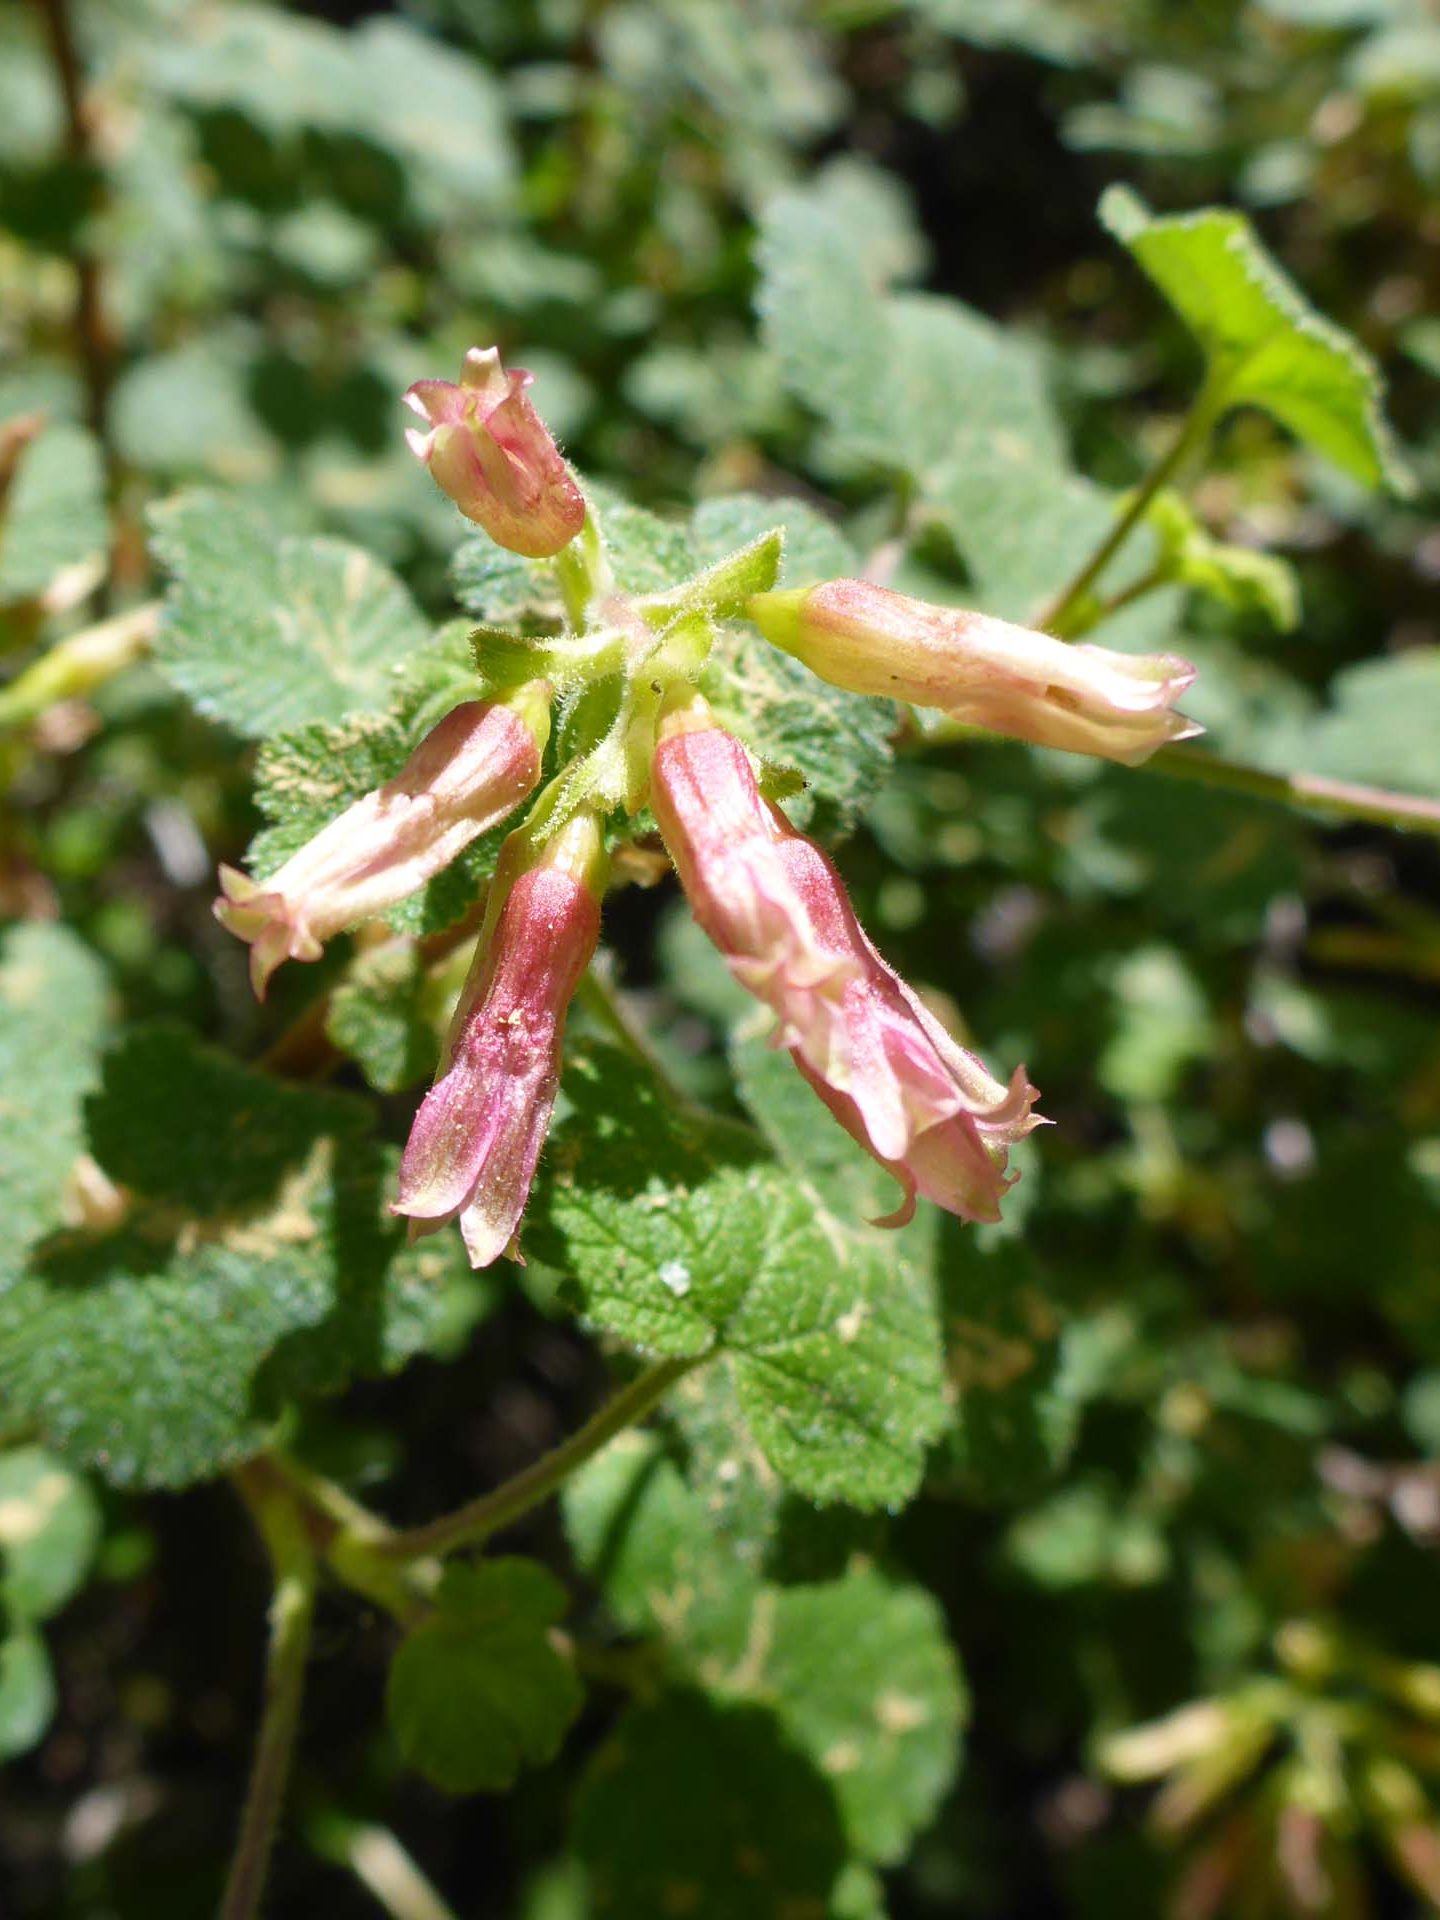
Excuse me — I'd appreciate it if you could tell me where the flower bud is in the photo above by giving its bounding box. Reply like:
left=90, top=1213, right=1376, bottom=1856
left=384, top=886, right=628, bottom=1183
left=392, top=812, right=605, bottom=1268
left=749, top=579, right=1200, bottom=766
left=214, top=687, right=550, bottom=998
left=651, top=706, right=1041, bottom=1226
left=404, top=347, right=585, bottom=559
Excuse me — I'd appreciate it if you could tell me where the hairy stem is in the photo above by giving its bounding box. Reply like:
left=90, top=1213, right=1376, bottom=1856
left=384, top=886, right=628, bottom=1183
left=253, top=1452, right=435, bottom=1625
left=1038, top=385, right=1220, bottom=637
left=1146, top=743, right=1440, bottom=840
left=222, top=1472, right=320, bottom=1920
left=379, top=1355, right=702, bottom=1562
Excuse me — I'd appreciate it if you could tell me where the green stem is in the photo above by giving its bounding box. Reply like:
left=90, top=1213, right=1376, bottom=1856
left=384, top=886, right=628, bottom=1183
left=554, top=511, right=609, bottom=630
left=378, top=1356, right=702, bottom=1562
left=1146, top=743, right=1440, bottom=840
left=221, top=1472, right=320, bottom=1920
left=1038, top=385, right=1221, bottom=637
left=1081, top=563, right=1170, bottom=634
left=256, top=1452, right=435, bottom=1625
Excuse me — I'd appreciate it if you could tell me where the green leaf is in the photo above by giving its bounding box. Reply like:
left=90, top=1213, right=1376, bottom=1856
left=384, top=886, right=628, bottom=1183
left=0, top=1625, right=55, bottom=1761
left=0, top=422, right=107, bottom=605
left=150, top=489, right=433, bottom=738
left=564, top=1430, right=756, bottom=1639
left=925, top=438, right=1178, bottom=638
left=757, top=188, right=1064, bottom=490
left=933, top=1234, right=1080, bottom=1507
left=387, top=1559, right=582, bottom=1794
left=0, top=1025, right=490, bottom=1488
left=350, top=17, right=514, bottom=219
left=721, top=1569, right=965, bottom=1865
left=566, top=1436, right=963, bottom=1864
left=326, top=943, right=442, bottom=1092
left=592, top=490, right=695, bottom=595
left=0, top=1447, right=100, bottom=1623
left=451, top=541, right=563, bottom=628
left=573, top=1693, right=848, bottom=1919
left=639, top=527, right=783, bottom=626
left=535, top=1048, right=947, bottom=1510
left=1291, top=648, right=1440, bottom=800
left=1100, top=185, right=1411, bottom=493
left=0, top=922, right=109, bottom=1292
left=146, top=7, right=514, bottom=217
left=111, top=336, right=277, bottom=485
left=692, top=493, right=855, bottom=591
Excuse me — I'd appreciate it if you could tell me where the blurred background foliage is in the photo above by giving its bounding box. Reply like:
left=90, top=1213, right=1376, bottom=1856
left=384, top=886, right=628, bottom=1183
left=2, top=0, right=1440, bottom=1915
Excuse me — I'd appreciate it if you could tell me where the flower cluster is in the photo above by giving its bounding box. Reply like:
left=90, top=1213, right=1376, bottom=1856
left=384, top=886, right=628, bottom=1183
left=214, top=346, right=1201, bottom=1267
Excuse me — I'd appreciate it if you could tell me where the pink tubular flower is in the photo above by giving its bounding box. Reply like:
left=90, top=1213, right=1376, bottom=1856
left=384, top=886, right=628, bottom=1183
left=650, top=708, right=1042, bottom=1226
left=392, top=813, right=604, bottom=1269
left=403, top=347, right=585, bottom=559
left=748, top=579, right=1200, bottom=766
left=214, top=686, right=550, bottom=999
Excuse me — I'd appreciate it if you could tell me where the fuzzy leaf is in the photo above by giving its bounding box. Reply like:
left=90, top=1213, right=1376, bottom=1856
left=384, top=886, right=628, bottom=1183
left=0, top=1026, right=490, bottom=1488
left=1293, top=648, right=1440, bottom=800
left=1100, top=186, right=1410, bottom=493
left=640, top=527, right=783, bottom=625
left=534, top=1048, right=947, bottom=1510
left=0, top=923, right=109, bottom=1293
left=757, top=189, right=1064, bottom=489
left=150, top=490, right=433, bottom=737
left=593, top=491, right=694, bottom=594
left=450, top=542, right=562, bottom=627
left=326, top=943, right=441, bottom=1092
left=566, top=1437, right=965, bottom=1864
left=387, top=1559, right=582, bottom=1794
left=573, top=1693, right=848, bottom=1919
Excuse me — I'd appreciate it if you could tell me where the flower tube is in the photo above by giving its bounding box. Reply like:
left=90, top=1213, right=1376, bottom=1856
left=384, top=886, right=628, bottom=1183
left=650, top=704, right=1041, bottom=1225
left=393, top=812, right=605, bottom=1268
left=214, top=686, right=549, bottom=998
left=404, top=346, right=585, bottom=558
left=749, top=579, right=1199, bottom=766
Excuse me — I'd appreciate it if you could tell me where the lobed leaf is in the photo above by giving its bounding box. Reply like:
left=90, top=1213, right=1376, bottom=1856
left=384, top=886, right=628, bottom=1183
left=150, top=489, right=433, bottom=738
left=1100, top=185, right=1410, bottom=493
left=533, top=1047, right=948, bottom=1510
left=573, top=1693, right=848, bottom=1920
left=0, top=1026, right=490, bottom=1488
left=387, top=1559, right=583, bottom=1794
left=566, top=1435, right=966, bottom=1866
